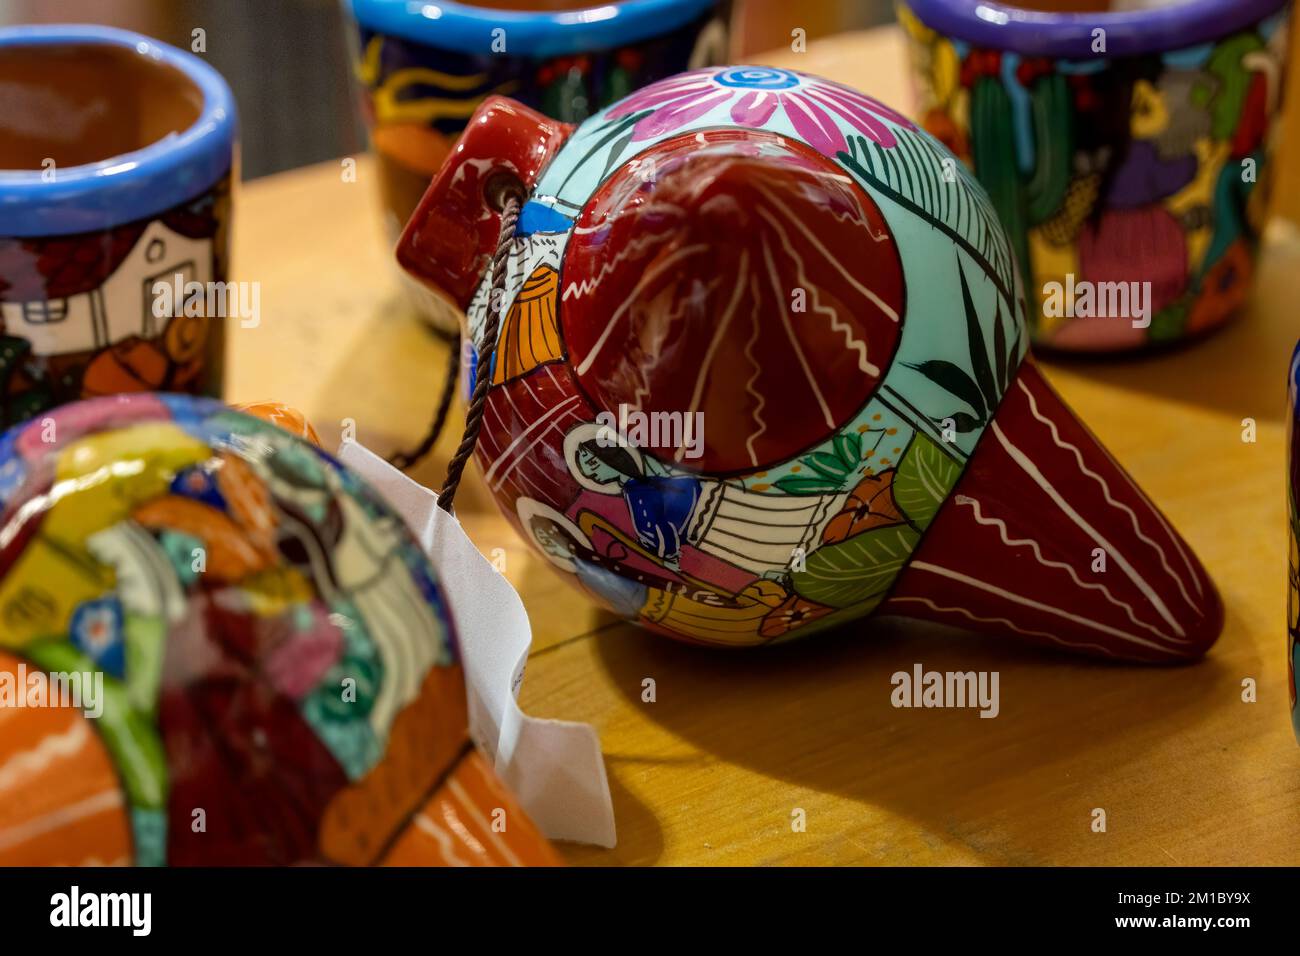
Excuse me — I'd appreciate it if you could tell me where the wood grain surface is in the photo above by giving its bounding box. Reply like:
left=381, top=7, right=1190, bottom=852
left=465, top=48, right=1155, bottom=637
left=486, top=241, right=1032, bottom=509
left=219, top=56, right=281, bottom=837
left=227, top=26, right=1300, bottom=866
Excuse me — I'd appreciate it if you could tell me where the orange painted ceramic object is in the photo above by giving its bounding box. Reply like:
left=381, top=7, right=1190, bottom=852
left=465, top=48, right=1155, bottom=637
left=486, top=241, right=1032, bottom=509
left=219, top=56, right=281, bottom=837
left=234, top=399, right=323, bottom=446
left=0, top=393, right=559, bottom=866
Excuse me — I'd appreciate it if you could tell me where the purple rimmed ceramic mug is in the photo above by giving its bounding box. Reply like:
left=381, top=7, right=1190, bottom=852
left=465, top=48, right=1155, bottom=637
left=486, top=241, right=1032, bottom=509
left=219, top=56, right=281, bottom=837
left=899, top=0, right=1293, bottom=352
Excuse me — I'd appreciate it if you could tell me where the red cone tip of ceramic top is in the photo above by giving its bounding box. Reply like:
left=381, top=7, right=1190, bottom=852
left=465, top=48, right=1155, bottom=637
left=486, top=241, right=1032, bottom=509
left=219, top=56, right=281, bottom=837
left=882, top=359, right=1223, bottom=663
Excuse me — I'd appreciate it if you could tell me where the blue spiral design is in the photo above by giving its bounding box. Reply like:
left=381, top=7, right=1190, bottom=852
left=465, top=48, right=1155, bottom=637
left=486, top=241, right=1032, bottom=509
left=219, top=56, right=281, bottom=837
left=713, top=66, right=800, bottom=91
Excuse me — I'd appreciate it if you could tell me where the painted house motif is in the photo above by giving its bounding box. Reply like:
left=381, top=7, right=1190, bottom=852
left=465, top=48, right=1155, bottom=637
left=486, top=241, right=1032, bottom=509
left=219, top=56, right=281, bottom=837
left=0, top=180, right=227, bottom=426
left=0, top=219, right=212, bottom=358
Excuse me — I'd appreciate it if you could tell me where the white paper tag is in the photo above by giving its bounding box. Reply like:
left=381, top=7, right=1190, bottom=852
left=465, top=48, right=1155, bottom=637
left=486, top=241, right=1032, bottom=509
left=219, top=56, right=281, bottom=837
left=337, top=441, right=617, bottom=848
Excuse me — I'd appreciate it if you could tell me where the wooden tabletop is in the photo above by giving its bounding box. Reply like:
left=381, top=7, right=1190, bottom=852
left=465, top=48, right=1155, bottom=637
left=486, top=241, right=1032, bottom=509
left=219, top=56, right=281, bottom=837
left=228, top=27, right=1300, bottom=866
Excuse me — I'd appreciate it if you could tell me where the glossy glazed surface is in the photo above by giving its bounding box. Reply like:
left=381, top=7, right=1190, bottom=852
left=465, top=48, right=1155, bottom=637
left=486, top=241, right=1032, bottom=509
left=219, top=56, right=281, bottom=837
left=234, top=399, right=323, bottom=446
left=0, top=26, right=237, bottom=237
left=349, top=0, right=723, bottom=55
left=561, top=128, right=906, bottom=475
left=0, top=394, right=558, bottom=866
left=346, top=0, right=728, bottom=331
left=399, top=67, right=1223, bottom=657
left=0, top=27, right=236, bottom=425
left=0, top=175, right=230, bottom=426
left=902, top=0, right=1290, bottom=57
left=900, top=3, right=1291, bottom=351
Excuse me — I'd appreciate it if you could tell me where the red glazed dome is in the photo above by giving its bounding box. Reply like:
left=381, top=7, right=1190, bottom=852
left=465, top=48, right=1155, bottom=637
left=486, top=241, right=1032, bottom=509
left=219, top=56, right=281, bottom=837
left=561, top=130, right=905, bottom=475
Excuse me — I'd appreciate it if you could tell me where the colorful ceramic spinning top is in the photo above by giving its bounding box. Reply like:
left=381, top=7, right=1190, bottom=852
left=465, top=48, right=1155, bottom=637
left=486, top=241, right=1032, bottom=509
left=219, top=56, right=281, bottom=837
left=398, top=66, right=1223, bottom=662
left=0, top=394, right=559, bottom=866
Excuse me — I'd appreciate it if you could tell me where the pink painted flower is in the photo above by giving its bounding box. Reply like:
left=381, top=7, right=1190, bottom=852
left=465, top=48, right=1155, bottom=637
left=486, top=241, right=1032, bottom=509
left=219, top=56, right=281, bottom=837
left=606, top=66, right=915, bottom=157
left=264, top=604, right=344, bottom=699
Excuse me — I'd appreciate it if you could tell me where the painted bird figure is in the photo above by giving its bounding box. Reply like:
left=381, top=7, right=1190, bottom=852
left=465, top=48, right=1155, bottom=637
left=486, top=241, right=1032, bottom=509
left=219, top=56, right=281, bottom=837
left=398, top=66, right=1222, bottom=662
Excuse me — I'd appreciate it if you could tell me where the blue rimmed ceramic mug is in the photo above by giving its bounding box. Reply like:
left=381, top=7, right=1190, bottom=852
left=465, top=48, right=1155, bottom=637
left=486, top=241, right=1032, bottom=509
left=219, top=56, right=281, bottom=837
left=1290, top=341, right=1299, bottom=738
left=899, top=0, right=1292, bottom=352
left=0, top=24, right=237, bottom=426
left=343, top=0, right=731, bottom=330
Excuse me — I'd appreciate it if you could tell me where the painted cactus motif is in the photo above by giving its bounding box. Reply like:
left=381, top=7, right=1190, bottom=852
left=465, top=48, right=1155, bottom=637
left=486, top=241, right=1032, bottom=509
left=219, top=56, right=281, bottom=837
left=901, top=4, right=1291, bottom=351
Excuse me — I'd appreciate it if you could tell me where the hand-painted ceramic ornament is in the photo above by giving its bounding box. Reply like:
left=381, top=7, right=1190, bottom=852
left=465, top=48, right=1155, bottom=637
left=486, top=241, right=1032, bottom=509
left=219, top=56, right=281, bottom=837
left=0, top=394, right=559, bottom=866
left=233, top=398, right=323, bottom=446
left=398, top=66, right=1223, bottom=662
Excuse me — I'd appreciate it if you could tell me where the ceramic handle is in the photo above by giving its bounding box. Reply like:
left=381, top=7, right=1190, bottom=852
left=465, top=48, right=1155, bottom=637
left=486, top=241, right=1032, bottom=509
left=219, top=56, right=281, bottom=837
left=396, top=97, right=573, bottom=310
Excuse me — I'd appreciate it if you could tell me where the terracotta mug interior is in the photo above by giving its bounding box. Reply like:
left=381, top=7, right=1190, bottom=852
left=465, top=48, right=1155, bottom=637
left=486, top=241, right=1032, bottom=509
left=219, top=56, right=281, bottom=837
left=0, top=41, right=202, bottom=171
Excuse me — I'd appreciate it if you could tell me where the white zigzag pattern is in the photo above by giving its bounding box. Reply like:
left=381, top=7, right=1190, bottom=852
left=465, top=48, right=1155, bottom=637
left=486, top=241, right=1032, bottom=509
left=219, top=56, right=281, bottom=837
left=888, top=596, right=1119, bottom=658
left=1017, top=377, right=1202, bottom=611
left=953, top=494, right=1175, bottom=644
left=0, top=718, right=91, bottom=793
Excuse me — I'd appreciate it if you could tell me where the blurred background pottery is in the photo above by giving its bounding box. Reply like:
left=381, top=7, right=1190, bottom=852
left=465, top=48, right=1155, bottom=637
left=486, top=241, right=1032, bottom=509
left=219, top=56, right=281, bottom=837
left=899, top=0, right=1293, bottom=352
left=344, top=0, right=732, bottom=331
left=0, top=25, right=236, bottom=427
left=396, top=68, right=1223, bottom=660
left=0, top=393, right=560, bottom=866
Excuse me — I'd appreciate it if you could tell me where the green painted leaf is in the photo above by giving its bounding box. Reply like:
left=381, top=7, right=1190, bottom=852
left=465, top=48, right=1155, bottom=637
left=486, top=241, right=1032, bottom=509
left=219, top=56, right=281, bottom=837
left=1149, top=298, right=1190, bottom=342
left=993, top=299, right=1009, bottom=395
left=833, top=432, right=861, bottom=469
left=793, top=524, right=919, bottom=608
left=1007, top=325, right=1023, bottom=383
left=894, top=431, right=963, bottom=530
left=906, top=359, right=986, bottom=420
left=936, top=411, right=983, bottom=434
left=958, top=255, right=999, bottom=411
left=794, top=458, right=845, bottom=483
left=809, top=451, right=851, bottom=477
left=773, top=475, right=845, bottom=496
left=26, top=639, right=169, bottom=810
